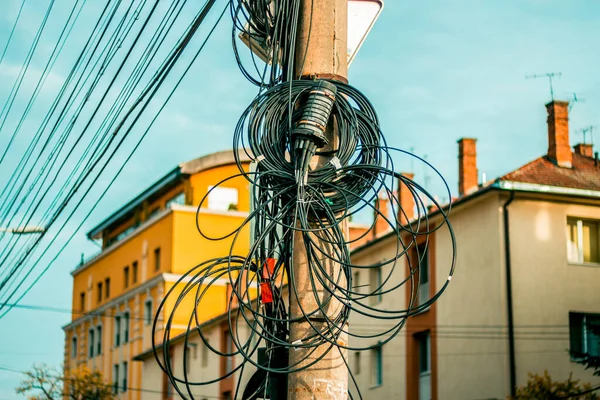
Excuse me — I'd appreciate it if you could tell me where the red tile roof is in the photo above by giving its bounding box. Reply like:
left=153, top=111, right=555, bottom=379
left=501, top=152, right=600, bottom=191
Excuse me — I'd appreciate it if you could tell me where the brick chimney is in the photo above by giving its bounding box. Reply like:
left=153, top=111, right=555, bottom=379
left=574, top=143, right=593, bottom=158
left=458, top=138, right=478, bottom=197
left=398, top=173, right=415, bottom=225
left=546, top=100, right=572, bottom=168
left=373, top=194, right=390, bottom=237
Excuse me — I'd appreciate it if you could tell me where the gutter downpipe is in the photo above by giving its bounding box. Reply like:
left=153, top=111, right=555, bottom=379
left=503, top=190, right=517, bottom=398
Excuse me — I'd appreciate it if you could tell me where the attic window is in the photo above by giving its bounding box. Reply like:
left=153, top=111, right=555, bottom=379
left=207, top=187, right=239, bottom=211
left=166, top=192, right=185, bottom=208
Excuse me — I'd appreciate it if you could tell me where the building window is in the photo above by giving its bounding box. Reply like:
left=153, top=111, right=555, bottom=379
left=369, top=266, right=383, bottom=305
left=208, top=186, right=239, bottom=211
left=123, top=266, right=129, bottom=289
left=371, top=345, right=383, bottom=387
left=353, top=271, right=361, bottom=295
left=132, top=261, right=138, bottom=284
left=113, top=364, right=119, bottom=394
left=201, top=339, right=209, bottom=367
left=97, top=282, right=103, bottom=304
left=96, top=325, right=102, bottom=355
left=154, top=248, right=161, bottom=271
left=163, top=347, right=174, bottom=399
left=570, top=312, right=600, bottom=359
left=148, top=207, right=160, bottom=220
left=186, top=343, right=198, bottom=372
left=123, top=312, right=130, bottom=343
left=417, top=244, right=430, bottom=306
left=88, top=329, right=95, bottom=358
left=225, top=330, right=233, bottom=374
left=166, top=191, right=185, bottom=208
left=115, top=225, right=136, bottom=243
left=71, top=336, right=77, bottom=358
left=79, top=292, right=85, bottom=312
left=354, top=351, right=361, bottom=375
left=122, top=361, right=128, bottom=392
left=144, top=299, right=153, bottom=325
left=105, top=278, right=110, bottom=299
left=417, top=332, right=432, bottom=400
left=567, top=218, right=600, bottom=264
left=115, top=316, right=121, bottom=347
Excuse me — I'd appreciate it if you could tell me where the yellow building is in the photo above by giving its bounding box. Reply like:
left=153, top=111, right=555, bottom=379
left=63, top=150, right=251, bottom=400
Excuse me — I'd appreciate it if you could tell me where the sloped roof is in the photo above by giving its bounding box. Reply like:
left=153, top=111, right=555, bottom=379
left=500, top=152, right=600, bottom=192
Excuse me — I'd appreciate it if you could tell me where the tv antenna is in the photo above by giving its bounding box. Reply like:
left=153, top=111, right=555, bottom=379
left=567, top=92, right=585, bottom=112
left=526, top=72, right=562, bottom=100
left=577, top=125, right=596, bottom=146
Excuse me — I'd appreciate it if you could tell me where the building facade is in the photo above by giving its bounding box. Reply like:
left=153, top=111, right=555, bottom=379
left=121, top=100, right=599, bottom=399
left=350, top=100, right=600, bottom=399
left=63, top=150, right=252, bottom=399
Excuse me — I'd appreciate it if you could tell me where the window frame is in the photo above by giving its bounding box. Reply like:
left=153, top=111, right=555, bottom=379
left=201, top=339, right=210, bottom=368
left=416, top=331, right=432, bottom=400
left=97, top=282, right=103, bottom=304
left=370, top=345, right=383, bottom=387
left=122, top=361, right=128, bottom=393
left=570, top=311, right=600, bottom=360
left=122, top=311, right=130, bottom=343
left=354, top=351, right=361, bottom=375
left=369, top=266, right=383, bottom=306
left=113, top=364, right=119, bottom=394
left=123, top=266, right=129, bottom=289
left=96, top=325, right=102, bottom=355
left=79, top=292, right=85, bottom=312
left=166, top=191, right=186, bottom=208
left=154, top=248, right=161, bottom=272
left=417, top=332, right=431, bottom=374
left=132, top=261, right=138, bottom=284
left=144, top=299, right=153, bottom=326
left=186, top=343, right=198, bottom=372
left=105, top=278, right=111, bottom=299
left=88, top=329, right=95, bottom=358
left=417, top=243, right=430, bottom=307
left=224, top=330, right=233, bottom=374
left=71, top=336, right=78, bottom=358
left=115, top=316, right=121, bottom=347
left=567, top=217, right=600, bottom=265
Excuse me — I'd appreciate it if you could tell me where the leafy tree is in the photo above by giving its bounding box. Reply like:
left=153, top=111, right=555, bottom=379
left=16, top=364, right=115, bottom=400
left=513, top=370, right=598, bottom=400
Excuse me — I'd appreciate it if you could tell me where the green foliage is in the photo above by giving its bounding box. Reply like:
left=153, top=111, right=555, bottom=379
left=16, top=364, right=115, bottom=400
left=512, top=370, right=598, bottom=400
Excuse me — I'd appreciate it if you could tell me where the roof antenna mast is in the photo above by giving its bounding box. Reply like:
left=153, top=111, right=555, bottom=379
left=526, top=72, right=562, bottom=100
left=578, top=125, right=596, bottom=146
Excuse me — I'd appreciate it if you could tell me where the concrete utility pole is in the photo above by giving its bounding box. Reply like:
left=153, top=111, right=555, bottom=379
left=288, top=1, right=349, bottom=399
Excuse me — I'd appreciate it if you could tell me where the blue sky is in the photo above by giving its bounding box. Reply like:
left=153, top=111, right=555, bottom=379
left=0, top=0, right=599, bottom=398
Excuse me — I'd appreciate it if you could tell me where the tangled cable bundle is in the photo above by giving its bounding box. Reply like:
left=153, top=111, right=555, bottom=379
left=154, top=2, right=456, bottom=399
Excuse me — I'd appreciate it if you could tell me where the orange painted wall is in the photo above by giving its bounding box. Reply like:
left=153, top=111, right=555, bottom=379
left=71, top=214, right=174, bottom=318
left=66, top=160, right=252, bottom=400
left=171, top=210, right=250, bottom=275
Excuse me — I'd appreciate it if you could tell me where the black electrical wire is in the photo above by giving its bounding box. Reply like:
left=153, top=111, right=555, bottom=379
left=156, top=86, right=456, bottom=400
left=0, top=0, right=226, bottom=315
left=152, top=1, right=455, bottom=398
left=0, top=0, right=27, bottom=67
